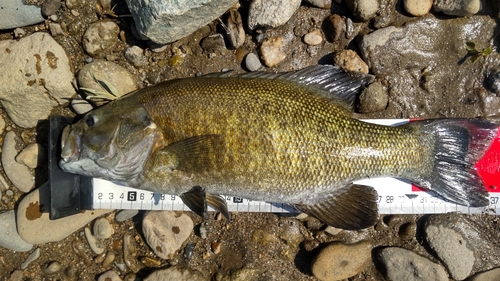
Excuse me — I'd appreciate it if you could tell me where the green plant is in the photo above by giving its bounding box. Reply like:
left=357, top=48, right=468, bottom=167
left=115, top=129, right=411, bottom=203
left=465, top=41, right=492, bottom=63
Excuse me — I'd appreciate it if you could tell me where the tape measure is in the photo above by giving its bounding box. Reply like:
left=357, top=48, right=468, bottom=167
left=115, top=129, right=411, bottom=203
left=89, top=119, right=500, bottom=216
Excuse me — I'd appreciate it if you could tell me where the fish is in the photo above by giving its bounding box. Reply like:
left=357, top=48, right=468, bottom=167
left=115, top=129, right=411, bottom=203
left=59, top=65, right=498, bottom=230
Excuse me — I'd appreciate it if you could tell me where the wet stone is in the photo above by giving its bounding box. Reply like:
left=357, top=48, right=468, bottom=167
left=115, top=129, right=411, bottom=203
left=357, top=81, right=388, bottom=113
left=311, top=240, right=371, bottom=281
left=377, top=247, right=448, bottom=281
left=260, top=36, right=286, bottom=67
left=433, top=0, right=481, bottom=16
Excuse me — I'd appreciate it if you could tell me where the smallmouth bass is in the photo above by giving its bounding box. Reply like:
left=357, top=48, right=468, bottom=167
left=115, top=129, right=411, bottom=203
left=59, top=65, right=497, bottom=230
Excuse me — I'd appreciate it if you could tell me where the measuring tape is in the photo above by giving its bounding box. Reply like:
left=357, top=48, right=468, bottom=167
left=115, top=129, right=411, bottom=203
left=89, top=119, right=500, bottom=215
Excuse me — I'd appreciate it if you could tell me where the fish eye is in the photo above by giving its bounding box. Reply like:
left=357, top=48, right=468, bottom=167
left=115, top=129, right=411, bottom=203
left=86, top=115, right=95, bottom=127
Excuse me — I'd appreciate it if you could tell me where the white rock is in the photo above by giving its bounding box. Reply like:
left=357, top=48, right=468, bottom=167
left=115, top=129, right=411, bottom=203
left=0, top=210, right=33, bottom=252
left=16, top=143, right=44, bottom=169
left=93, top=217, right=114, bottom=239
left=345, top=0, right=379, bottom=21
left=260, top=36, right=286, bottom=67
left=16, top=186, right=113, bottom=244
left=0, top=33, right=76, bottom=128
left=2, top=132, right=34, bottom=193
left=142, top=211, right=193, bottom=259
left=82, top=20, right=120, bottom=58
left=78, top=60, right=137, bottom=98
left=0, top=0, right=44, bottom=29
left=333, top=49, right=369, bottom=73
left=433, top=0, right=480, bottom=16
left=245, top=53, right=262, bottom=71
left=404, top=0, right=432, bottom=16
left=125, top=0, right=238, bottom=44
left=248, top=0, right=301, bottom=31
left=303, top=29, right=323, bottom=46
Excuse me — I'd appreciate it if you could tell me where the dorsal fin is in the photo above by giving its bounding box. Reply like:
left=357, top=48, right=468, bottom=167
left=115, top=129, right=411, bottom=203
left=202, top=65, right=374, bottom=109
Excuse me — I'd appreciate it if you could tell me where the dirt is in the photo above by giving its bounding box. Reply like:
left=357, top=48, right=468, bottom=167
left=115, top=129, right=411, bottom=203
left=0, top=0, right=499, bottom=280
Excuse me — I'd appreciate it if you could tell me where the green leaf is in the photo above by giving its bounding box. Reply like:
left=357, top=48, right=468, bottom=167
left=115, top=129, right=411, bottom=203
left=465, top=41, right=476, bottom=52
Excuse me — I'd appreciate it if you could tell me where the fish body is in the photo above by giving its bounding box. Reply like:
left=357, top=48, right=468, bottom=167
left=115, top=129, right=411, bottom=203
left=60, top=66, right=497, bottom=229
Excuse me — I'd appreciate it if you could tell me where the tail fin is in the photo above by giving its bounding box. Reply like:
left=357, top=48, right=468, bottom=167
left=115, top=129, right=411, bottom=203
left=409, top=119, right=498, bottom=207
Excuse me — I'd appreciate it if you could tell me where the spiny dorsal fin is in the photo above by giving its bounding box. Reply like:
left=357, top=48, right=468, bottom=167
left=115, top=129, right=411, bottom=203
left=202, top=65, right=374, bottom=109
left=294, top=184, right=378, bottom=230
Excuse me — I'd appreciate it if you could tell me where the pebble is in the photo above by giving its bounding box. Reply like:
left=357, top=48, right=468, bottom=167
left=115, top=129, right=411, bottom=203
left=376, top=247, right=448, bottom=281
left=94, top=217, right=114, bottom=239
left=115, top=210, right=140, bottom=222
left=77, top=60, right=137, bottom=99
left=72, top=240, right=92, bottom=266
left=142, top=211, right=194, bottom=259
left=41, top=0, right=62, bottom=17
left=201, top=34, right=226, bottom=53
left=398, top=222, right=417, bottom=241
left=323, top=14, right=344, bottom=42
left=49, top=23, right=65, bottom=36
left=13, top=28, right=26, bottom=39
left=2, top=132, right=34, bottom=193
left=0, top=210, right=33, bottom=252
left=0, top=0, right=44, bottom=29
left=85, top=227, right=105, bottom=255
left=303, top=29, right=323, bottom=46
left=248, top=0, right=301, bottom=31
left=16, top=184, right=113, bottom=244
left=403, top=0, right=432, bottom=16
left=16, top=143, right=45, bottom=169
left=303, top=0, right=332, bottom=9
left=357, top=81, right=388, bottom=113
left=303, top=239, right=320, bottom=251
left=144, top=266, right=208, bottom=281
left=433, top=0, right=480, bottom=16
left=466, top=267, right=500, bottom=281
left=126, top=0, right=237, bottom=44
left=123, top=234, right=144, bottom=273
left=183, top=243, right=195, bottom=260
left=42, top=261, right=63, bottom=276
left=0, top=115, right=5, bottom=135
left=260, top=36, right=286, bottom=67
left=71, top=95, right=94, bottom=114
left=424, top=214, right=475, bottom=280
left=102, top=251, right=116, bottom=269
left=333, top=49, right=369, bottom=74
left=311, top=240, right=371, bottom=281
left=82, top=20, right=120, bottom=58
left=211, top=241, right=221, bottom=254
left=225, top=9, right=245, bottom=49
left=0, top=33, right=76, bottom=128
left=98, top=270, right=123, bottom=281
left=324, top=225, right=343, bottom=236
left=278, top=220, right=303, bottom=247
left=245, top=53, right=262, bottom=71
left=219, top=268, right=265, bottom=281
left=21, top=247, right=40, bottom=269
left=125, top=46, right=148, bottom=68
left=345, top=0, right=379, bottom=21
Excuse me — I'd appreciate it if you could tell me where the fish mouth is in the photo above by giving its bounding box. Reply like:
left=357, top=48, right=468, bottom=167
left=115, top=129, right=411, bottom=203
left=60, top=125, right=81, bottom=165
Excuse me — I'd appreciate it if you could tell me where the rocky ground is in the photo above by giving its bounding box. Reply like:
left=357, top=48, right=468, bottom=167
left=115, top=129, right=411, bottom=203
left=0, top=0, right=500, bottom=280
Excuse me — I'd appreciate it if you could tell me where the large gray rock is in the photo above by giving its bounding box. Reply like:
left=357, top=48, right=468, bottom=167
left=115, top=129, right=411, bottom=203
left=0, top=33, right=75, bottom=128
left=0, top=210, right=33, bottom=252
left=0, top=0, right=44, bottom=30
left=125, top=0, right=238, bottom=44
left=359, top=16, right=496, bottom=118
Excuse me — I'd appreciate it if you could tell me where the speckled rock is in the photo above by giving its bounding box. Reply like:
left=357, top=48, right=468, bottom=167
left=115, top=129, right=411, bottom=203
left=345, top=0, right=379, bottom=21
left=333, top=49, right=369, bottom=73
left=77, top=60, right=137, bottom=98
left=142, top=211, right=194, bottom=259
left=357, top=81, right=388, bottom=113
left=248, top=0, right=301, bottom=31
left=125, top=0, right=238, bottom=44
left=0, top=0, right=44, bottom=29
left=144, top=266, right=208, bottom=281
left=225, top=9, right=245, bottom=49
left=2, top=132, right=34, bottom=193
left=260, top=36, right=286, bottom=67
left=377, top=247, right=448, bottom=281
left=0, top=33, right=76, bottom=128
left=82, top=20, right=120, bottom=58
left=311, top=240, right=371, bottom=281
left=0, top=210, right=33, bottom=252
left=16, top=185, right=113, bottom=244
left=125, top=46, right=147, bottom=68
left=404, top=0, right=432, bottom=16
left=433, top=0, right=481, bottom=16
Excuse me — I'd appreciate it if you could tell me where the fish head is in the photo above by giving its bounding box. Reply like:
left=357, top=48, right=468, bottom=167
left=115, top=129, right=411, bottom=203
left=59, top=101, right=162, bottom=184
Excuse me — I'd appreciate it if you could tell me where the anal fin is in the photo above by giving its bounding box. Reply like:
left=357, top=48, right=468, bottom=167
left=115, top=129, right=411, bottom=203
left=180, top=186, right=230, bottom=220
left=294, top=184, right=378, bottom=230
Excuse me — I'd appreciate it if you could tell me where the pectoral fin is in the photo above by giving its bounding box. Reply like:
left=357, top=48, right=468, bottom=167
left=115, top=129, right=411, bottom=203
left=161, top=135, right=224, bottom=173
left=294, top=184, right=378, bottom=230
left=180, top=186, right=230, bottom=220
